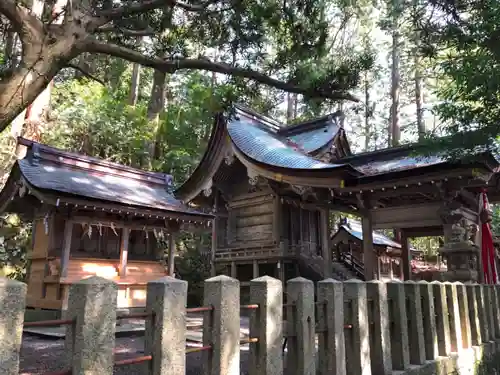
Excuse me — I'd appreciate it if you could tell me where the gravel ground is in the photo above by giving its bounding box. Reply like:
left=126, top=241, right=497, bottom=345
left=20, top=335, right=250, bottom=375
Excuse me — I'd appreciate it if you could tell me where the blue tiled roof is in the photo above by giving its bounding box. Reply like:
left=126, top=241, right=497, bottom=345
left=284, top=121, right=339, bottom=153
left=353, top=155, right=445, bottom=176
left=18, top=159, right=210, bottom=216
left=227, top=112, right=346, bottom=170
left=340, top=220, right=401, bottom=248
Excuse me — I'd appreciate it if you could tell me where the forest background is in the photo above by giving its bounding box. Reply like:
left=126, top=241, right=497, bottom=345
left=0, top=0, right=499, bottom=297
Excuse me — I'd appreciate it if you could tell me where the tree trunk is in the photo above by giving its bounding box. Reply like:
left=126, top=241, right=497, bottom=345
left=128, top=63, right=141, bottom=106
left=413, top=0, right=425, bottom=141
left=389, top=8, right=401, bottom=147
left=364, top=70, right=371, bottom=151
left=286, top=92, right=295, bottom=124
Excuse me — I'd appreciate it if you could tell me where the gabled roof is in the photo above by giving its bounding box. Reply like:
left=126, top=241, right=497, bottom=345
left=334, top=219, right=402, bottom=248
left=1, top=138, right=212, bottom=218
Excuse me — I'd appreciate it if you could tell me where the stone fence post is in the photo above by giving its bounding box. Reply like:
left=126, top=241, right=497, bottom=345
left=0, top=277, right=27, bottom=375
left=145, top=277, right=188, bottom=375
left=285, top=277, right=315, bottom=375
left=366, top=280, right=391, bottom=375
left=466, top=283, right=482, bottom=346
left=387, top=281, right=409, bottom=370
left=343, top=280, right=371, bottom=375
left=476, top=284, right=490, bottom=343
left=317, top=279, right=346, bottom=375
left=455, top=282, right=472, bottom=350
left=249, top=276, right=283, bottom=375
left=418, top=281, right=438, bottom=360
left=203, top=275, right=240, bottom=375
left=432, top=281, right=451, bottom=356
left=404, top=281, right=425, bottom=364
left=65, top=276, right=117, bottom=375
left=495, top=285, right=500, bottom=338
left=445, top=282, right=463, bottom=352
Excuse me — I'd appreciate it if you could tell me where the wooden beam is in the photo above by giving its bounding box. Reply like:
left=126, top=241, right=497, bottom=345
left=118, top=228, right=130, bottom=277
left=60, top=220, right=74, bottom=278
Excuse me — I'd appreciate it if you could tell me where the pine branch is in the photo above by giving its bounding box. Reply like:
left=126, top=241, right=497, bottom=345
left=84, top=39, right=359, bottom=102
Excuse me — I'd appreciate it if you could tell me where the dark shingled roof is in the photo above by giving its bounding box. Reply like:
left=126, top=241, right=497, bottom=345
left=11, top=139, right=212, bottom=217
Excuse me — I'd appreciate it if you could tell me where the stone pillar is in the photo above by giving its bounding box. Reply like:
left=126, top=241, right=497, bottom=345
left=494, top=285, right=500, bottom=338
left=343, top=280, right=371, bottom=375
left=432, top=281, right=451, bottom=356
left=203, top=275, right=240, bottom=375
left=485, top=285, right=496, bottom=339
left=455, top=282, right=472, bottom=349
left=249, top=276, right=283, bottom=375
left=386, top=281, right=409, bottom=370
left=444, top=282, right=463, bottom=352
left=419, top=281, right=438, bottom=360
left=145, top=277, right=187, bottom=375
left=466, top=283, right=482, bottom=346
left=475, top=284, right=489, bottom=343
left=0, top=278, right=27, bottom=375
left=65, top=276, right=117, bottom=375
left=404, top=281, right=425, bottom=364
left=317, top=279, right=346, bottom=375
left=285, top=277, right=315, bottom=375
left=366, top=281, right=392, bottom=375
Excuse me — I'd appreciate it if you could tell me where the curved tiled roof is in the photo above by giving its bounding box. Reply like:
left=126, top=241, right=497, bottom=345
left=227, top=109, right=347, bottom=170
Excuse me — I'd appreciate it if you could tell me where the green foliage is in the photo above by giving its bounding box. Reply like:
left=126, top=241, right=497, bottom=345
left=175, top=233, right=211, bottom=306
left=0, top=214, right=31, bottom=281
left=421, top=0, right=500, bottom=155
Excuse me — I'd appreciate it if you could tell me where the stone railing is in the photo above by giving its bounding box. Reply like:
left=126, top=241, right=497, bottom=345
left=2, top=276, right=500, bottom=375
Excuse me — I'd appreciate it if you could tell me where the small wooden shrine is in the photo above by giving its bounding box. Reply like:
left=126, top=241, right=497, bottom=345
left=176, top=104, right=499, bottom=283
left=0, top=138, right=212, bottom=311
left=331, top=218, right=421, bottom=279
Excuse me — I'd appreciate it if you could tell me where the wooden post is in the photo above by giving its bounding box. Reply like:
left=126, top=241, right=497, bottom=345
left=273, top=195, right=281, bottom=243
left=60, top=220, right=74, bottom=278
left=362, top=214, right=375, bottom=280
left=321, top=209, right=332, bottom=278
left=252, top=260, right=259, bottom=279
left=118, top=228, right=130, bottom=277
left=401, top=230, right=411, bottom=281
left=167, top=233, right=176, bottom=276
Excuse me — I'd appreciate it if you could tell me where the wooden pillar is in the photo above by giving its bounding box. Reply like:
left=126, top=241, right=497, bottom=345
left=211, top=218, right=217, bottom=277
left=320, top=209, right=332, bottom=278
left=60, top=220, right=74, bottom=278
left=167, top=232, right=177, bottom=276
left=362, top=214, right=375, bottom=280
left=376, top=254, right=381, bottom=280
left=231, top=261, right=237, bottom=278
left=273, top=195, right=281, bottom=243
left=252, top=260, right=259, bottom=279
left=278, top=261, right=285, bottom=283
left=118, top=228, right=130, bottom=277
left=401, top=230, right=411, bottom=281
left=389, top=258, right=394, bottom=279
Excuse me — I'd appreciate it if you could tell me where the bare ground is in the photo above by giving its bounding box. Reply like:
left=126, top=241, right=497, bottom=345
left=20, top=335, right=251, bottom=375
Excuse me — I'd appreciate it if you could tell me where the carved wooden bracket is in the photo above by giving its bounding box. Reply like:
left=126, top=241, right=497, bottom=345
left=224, top=148, right=235, bottom=165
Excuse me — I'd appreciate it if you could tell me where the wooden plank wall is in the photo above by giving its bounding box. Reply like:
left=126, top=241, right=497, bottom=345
left=228, top=190, right=275, bottom=244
